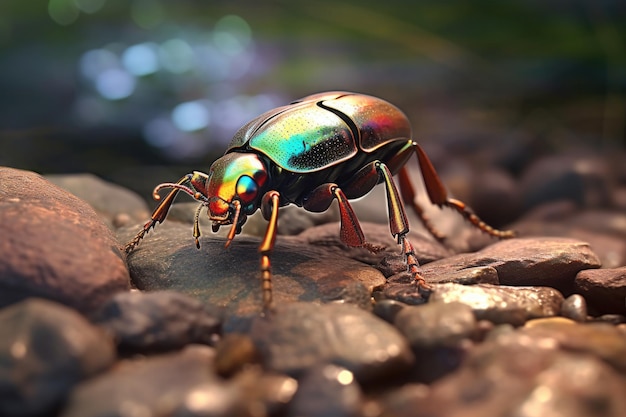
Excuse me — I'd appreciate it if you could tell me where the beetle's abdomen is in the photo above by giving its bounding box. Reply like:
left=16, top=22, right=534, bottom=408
left=317, top=94, right=411, bottom=152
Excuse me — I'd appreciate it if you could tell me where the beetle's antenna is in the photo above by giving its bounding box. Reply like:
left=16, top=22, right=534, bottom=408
left=153, top=183, right=208, bottom=202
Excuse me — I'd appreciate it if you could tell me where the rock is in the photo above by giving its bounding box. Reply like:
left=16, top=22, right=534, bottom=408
left=287, top=365, right=362, bottom=417
left=418, top=237, right=601, bottom=293
left=467, top=167, right=522, bottom=227
left=60, top=345, right=217, bottom=417
left=394, top=325, right=626, bottom=417
left=428, top=283, right=564, bottom=326
left=372, top=298, right=408, bottom=323
left=299, top=221, right=452, bottom=266
left=522, top=318, right=626, bottom=373
left=393, top=301, right=476, bottom=382
left=0, top=167, right=131, bottom=315
left=46, top=173, right=149, bottom=228
left=574, top=267, right=626, bottom=315
left=250, top=302, right=414, bottom=383
left=513, top=206, right=626, bottom=269
left=561, top=294, right=588, bottom=322
left=509, top=354, right=626, bottom=417
left=93, top=291, right=222, bottom=354
left=519, top=154, right=613, bottom=211
left=0, top=299, right=116, bottom=417
left=120, top=222, right=386, bottom=316
left=214, top=333, right=260, bottom=377
left=393, top=302, right=477, bottom=349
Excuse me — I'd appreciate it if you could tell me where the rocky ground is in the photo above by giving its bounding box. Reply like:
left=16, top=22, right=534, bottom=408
left=0, top=147, right=625, bottom=417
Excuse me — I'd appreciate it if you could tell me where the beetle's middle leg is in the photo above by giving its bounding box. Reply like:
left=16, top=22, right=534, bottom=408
left=303, top=183, right=382, bottom=252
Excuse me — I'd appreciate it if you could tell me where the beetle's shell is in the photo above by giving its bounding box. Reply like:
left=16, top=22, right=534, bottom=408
left=228, top=92, right=412, bottom=173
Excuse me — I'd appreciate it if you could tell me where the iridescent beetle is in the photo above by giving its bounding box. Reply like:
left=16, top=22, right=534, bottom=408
left=125, top=92, right=515, bottom=309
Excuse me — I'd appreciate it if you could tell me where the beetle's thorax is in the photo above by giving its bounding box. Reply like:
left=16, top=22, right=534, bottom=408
left=205, top=152, right=269, bottom=227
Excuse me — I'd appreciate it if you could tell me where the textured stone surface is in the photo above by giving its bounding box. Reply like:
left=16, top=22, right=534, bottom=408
left=120, top=221, right=386, bottom=316
left=419, top=237, right=601, bottom=293
left=250, top=302, right=414, bottom=383
left=0, top=167, right=130, bottom=314
left=575, top=267, right=626, bottom=315
left=46, top=173, right=149, bottom=228
left=60, top=346, right=217, bottom=417
left=93, top=290, right=222, bottom=353
left=429, top=283, right=564, bottom=326
left=0, top=299, right=116, bottom=417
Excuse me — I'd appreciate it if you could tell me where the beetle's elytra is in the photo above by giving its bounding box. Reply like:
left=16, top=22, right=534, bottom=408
left=125, top=91, right=515, bottom=310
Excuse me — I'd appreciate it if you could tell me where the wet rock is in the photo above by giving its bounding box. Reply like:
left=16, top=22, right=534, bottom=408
left=250, top=302, right=414, bottom=383
left=561, top=294, right=588, bottom=322
left=288, top=365, right=362, bottom=417
left=0, top=167, right=131, bottom=315
left=120, top=222, right=385, bottom=316
left=0, top=299, right=116, bottom=417
left=574, top=267, right=626, bottom=315
left=60, top=345, right=217, bottom=417
left=93, top=291, right=222, bottom=354
left=428, top=283, right=564, bottom=326
left=46, top=173, right=149, bottom=228
left=418, top=237, right=601, bottom=293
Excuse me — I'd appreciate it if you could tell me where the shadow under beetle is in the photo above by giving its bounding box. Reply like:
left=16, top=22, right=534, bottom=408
left=125, top=91, right=515, bottom=310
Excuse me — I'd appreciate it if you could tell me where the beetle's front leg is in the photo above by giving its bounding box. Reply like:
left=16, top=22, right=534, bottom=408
left=124, top=175, right=192, bottom=253
left=259, top=190, right=281, bottom=312
left=376, top=161, right=432, bottom=296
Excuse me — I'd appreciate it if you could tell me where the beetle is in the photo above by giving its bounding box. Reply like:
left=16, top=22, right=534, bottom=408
left=125, top=91, right=515, bottom=310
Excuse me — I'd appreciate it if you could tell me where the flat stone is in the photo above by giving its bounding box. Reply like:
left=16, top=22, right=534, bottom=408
left=0, top=167, right=131, bottom=315
left=574, top=267, right=626, bottom=315
left=93, top=291, right=222, bottom=354
left=60, top=345, right=217, bottom=417
left=0, top=299, right=116, bottom=417
left=429, top=283, right=564, bottom=326
left=419, top=237, right=601, bottom=293
left=250, top=302, right=414, bottom=383
left=513, top=218, right=626, bottom=269
left=120, top=222, right=386, bottom=316
left=298, top=221, right=452, bottom=266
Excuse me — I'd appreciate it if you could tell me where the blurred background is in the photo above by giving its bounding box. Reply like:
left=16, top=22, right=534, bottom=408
left=0, top=0, right=624, bottom=217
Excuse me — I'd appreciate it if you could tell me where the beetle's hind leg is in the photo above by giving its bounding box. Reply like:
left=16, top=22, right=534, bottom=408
left=402, top=142, right=516, bottom=240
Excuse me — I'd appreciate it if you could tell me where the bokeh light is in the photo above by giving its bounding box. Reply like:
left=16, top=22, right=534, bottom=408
left=122, top=43, right=160, bottom=76
left=172, top=101, right=211, bottom=132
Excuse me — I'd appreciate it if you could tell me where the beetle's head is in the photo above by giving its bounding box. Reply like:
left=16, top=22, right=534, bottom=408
left=198, top=152, right=268, bottom=235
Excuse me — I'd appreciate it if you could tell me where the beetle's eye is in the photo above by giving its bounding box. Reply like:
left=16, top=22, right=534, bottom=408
left=236, top=175, right=258, bottom=203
